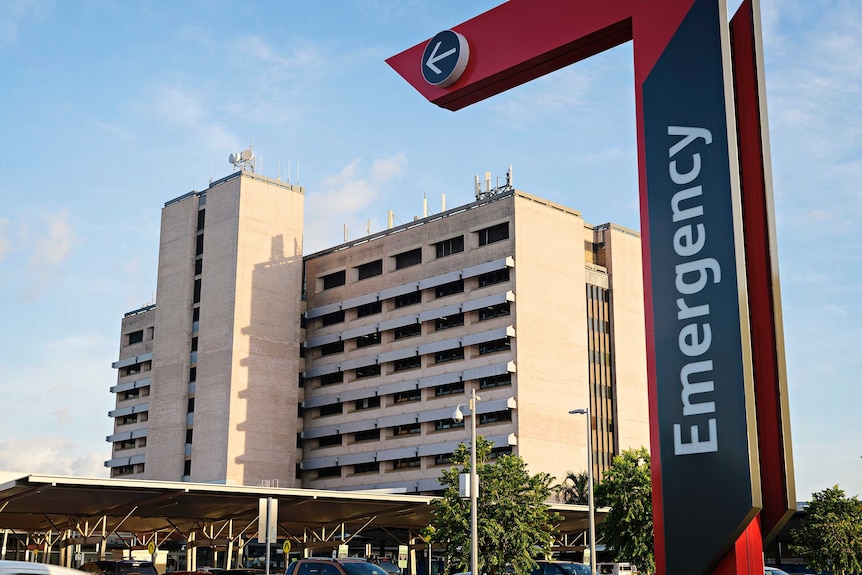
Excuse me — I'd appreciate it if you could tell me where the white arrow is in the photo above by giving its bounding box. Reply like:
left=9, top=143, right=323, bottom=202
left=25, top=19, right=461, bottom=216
left=425, top=41, right=457, bottom=74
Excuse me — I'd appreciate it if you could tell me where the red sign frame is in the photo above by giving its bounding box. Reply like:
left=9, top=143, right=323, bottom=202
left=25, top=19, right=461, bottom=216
left=388, top=1, right=794, bottom=574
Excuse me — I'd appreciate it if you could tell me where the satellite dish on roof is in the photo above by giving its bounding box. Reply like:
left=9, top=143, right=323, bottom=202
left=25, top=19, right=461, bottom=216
left=228, top=144, right=256, bottom=173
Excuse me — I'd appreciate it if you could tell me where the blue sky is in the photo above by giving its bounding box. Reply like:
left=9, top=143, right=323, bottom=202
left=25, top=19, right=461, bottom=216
left=0, top=1, right=859, bottom=502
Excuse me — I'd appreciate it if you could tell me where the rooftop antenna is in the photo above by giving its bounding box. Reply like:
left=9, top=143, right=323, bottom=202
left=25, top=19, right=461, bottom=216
left=229, top=143, right=256, bottom=173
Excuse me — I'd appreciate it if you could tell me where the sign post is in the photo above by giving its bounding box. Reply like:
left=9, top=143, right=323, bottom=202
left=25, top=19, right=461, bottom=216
left=387, top=1, right=794, bottom=573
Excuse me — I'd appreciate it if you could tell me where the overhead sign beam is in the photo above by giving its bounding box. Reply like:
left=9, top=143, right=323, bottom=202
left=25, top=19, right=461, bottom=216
left=388, top=1, right=794, bottom=574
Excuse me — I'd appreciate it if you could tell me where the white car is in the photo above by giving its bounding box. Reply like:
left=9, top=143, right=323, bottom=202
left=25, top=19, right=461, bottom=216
left=0, top=561, right=83, bottom=575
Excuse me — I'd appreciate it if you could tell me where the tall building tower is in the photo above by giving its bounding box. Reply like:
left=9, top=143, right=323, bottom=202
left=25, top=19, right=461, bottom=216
left=106, top=169, right=648, bottom=492
left=107, top=170, right=305, bottom=486
left=299, top=187, right=647, bottom=492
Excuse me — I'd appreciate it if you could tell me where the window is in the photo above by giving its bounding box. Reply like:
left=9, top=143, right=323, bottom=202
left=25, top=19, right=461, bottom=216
left=392, top=423, right=421, bottom=436
left=197, top=209, right=206, bottom=231
left=184, top=460, right=192, bottom=476
left=479, top=410, right=513, bottom=425
left=435, top=453, right=454, bottom=465
left=320, top=340, right=344, bottom=356
left=435, top=382, right=465, bottom=396
left=353, top=461, right=380, bottom=474
left=320, top=371, right=344, bottom=386
left=435, top=236, right=465, bottom=258
left=479, top=373, right=512, bottom=389
left=357, top=259, right=383, bottom=280
left=395, top=291, right=421, bottom=308
left=186, top=429, right=193, bottom=444
left=477, top=222, right=509, bottom=246
left=317, top=466, right=341, bottom=478
left=355, top=396, right=381, bottom=411
left=322, top=270, right=346, bottom=290
left=355, top=428, right=380, bottom=441
left=479, top=338, right=511, bottom=355
left=395, top=248, right=422, bottom=269
left=478, top=302, right=510, bottom=320
left=478, top=267, right=510, bottom=287
left=189, top=366, right=197, bottom=382
left=319, top=403, right=343, bottom=417
left=194, top=258, right=203, bottom=275
left=435, top=419, right=465, bottom=431
left=393, top=355, right=421, bottom=372
left=187, top=398, right=195, bottom=413
left=127, top=330, right=144, bottom=345
left=394, top=323, right=421, bottom=340
left=357, top=300, right=382, bottom=317
left=191, top=337, right=198, bottom=352
left=435, top=347, right=464, bottom=364
left=296, top=433, right=303, bottom=448
left=321, top=310, right=345, bottom=326
left=355, top=364, right=381, bottom=379
left=117, top=439, right=136, bottom=451
left=318, top=434, right=342, bottom=447
left=120, top=389, right=140, bottom=401
left=195, top=234, right=204, bottom=256
left=193, top=278, right=202, bottom=303
left=393, top=457, right=421, bottom=469
left=435, top=313, right=464, bottom=331
left=356, top=332, right=381, bottom=348
left=393, top=389, right=421, bottom=403
left=119, top=414, right=138, bottom=425
left=435, top=279, right=464, bottom=298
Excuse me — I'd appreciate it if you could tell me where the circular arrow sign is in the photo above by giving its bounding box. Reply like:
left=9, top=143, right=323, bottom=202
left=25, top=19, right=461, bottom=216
left=421, top=30, right=469, bottom=87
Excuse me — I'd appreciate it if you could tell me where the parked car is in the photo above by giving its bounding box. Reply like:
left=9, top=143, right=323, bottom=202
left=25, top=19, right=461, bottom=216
left=531, top=561, right=594, bottom=575
left=765, top=568, right=792, bottom=575
left=0, top=560, right=83, bottom=575
left=285, top=558, right=390, bottom=575
left=369, top=560, right=400, bottom=575
left=79, top=561, right=158, bottom=575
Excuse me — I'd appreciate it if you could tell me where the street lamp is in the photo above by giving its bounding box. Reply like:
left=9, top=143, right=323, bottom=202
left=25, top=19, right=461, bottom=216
left=453, top=388, right=481, bottom=575
left=569, top=408, right=595, bottom=574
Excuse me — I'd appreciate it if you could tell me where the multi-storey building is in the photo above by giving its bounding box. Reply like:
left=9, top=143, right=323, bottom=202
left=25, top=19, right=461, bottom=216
left=106, top=168, right=649, bottom=493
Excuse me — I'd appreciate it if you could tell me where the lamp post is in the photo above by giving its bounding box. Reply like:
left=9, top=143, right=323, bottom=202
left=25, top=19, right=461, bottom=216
left=453, top=388, right=481, bottom=575
left=569, top=408, right=595, bottom=574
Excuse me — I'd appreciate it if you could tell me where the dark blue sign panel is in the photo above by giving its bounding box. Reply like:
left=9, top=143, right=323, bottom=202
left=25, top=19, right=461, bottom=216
left=421, top=30, right=469, bottom=87
left=642, top=0, right=760, bottom=573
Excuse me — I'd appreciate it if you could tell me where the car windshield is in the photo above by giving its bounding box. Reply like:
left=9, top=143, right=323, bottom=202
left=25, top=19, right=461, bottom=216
left=341, top=564, right=390, bottom=575
left=557, top=564, right=592, bottom=575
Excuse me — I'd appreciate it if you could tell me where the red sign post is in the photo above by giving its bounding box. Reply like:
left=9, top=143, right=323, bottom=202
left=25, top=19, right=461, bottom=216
left=388, top=1, right=794, bottom=574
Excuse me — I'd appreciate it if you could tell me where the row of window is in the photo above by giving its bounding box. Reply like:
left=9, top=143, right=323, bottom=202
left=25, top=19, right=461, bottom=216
left=316, top=302, right=511, bottom=358
left=311, top=409, right=514, bottom=450
left=318, top=222, right=510, bottom=292
left=311, top=446, right=514, bottom=480
left=311, top=373, right=512, bottom=418
left=310, top=337, right=512, bottom=389
left=318, top=267, right=510, bottom=329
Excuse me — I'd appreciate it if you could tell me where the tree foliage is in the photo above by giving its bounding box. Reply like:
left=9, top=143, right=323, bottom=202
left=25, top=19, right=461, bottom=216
left=594, top=447, right=654, bottom=575
left=555, top=471, right=589, bottom=505
left=432, top=436, right=561, bottom=575
left=790, top=485, right=862, bottom=575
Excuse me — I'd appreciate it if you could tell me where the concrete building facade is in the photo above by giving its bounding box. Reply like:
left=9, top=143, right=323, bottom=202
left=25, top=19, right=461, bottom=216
left=106, top=169, right=648, bottom=493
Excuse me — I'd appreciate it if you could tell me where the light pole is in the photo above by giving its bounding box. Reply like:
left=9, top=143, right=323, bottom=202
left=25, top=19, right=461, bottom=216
left=569, top=408, right=595, bottom=574
left=453, top=388, right=481, bottom=575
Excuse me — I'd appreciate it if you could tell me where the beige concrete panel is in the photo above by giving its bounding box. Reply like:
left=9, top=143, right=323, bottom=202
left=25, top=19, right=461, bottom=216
left=511, top=194, right=590, bottom=485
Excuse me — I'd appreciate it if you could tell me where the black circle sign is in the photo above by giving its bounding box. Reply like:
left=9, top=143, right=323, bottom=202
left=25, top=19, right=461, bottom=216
left=421, top=30, right=469, bottom=87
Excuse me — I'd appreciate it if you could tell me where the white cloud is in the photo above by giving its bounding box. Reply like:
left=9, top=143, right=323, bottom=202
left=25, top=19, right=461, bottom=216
left=0, top=0, right=49, bottom=47
left=152, top=85, right=206, bottom=128
left=304, top=153, right=408, bottom=252
left=31, top=209, right=76, bottom=267
left=0, top=437, right=109, bottom=478
left=0, top=218, right=11, bottom=261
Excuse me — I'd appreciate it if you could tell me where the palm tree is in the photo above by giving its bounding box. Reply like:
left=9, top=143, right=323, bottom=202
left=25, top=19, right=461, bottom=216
left=555, top=470, right=590, bottom=505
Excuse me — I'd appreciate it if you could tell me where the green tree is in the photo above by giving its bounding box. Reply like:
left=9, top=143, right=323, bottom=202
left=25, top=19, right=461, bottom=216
left=594, top=447, right=654, bottom=575
left=790, top=485, right=862, bottom=575
left=555, top=471, right=590, bottom=505
left=432, top=436, right=561, bottom=575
